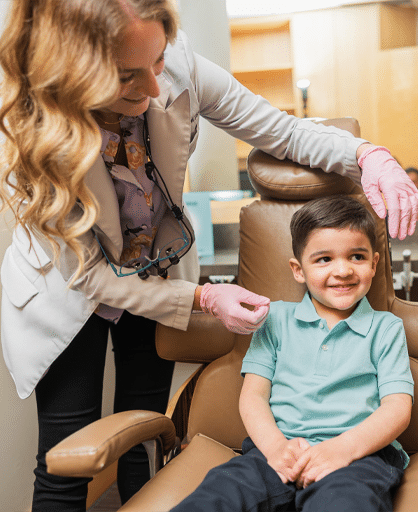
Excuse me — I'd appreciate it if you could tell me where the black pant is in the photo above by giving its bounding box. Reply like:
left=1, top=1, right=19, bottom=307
left=32, top=311, right=175, bottom=512
left=171, top=437, right=405, bottom=512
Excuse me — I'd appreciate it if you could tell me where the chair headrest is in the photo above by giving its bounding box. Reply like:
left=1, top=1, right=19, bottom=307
left=247, top=118, right=363, bottom=200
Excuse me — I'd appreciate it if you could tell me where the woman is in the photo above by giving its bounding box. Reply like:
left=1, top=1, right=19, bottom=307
left=0, top=1, right=417, bottom=511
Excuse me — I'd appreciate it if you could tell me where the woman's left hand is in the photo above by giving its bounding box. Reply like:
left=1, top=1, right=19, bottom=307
left=358, top=144, right=418, bottom=240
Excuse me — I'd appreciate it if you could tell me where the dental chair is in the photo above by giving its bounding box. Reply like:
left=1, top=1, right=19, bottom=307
left=46, top=118, right=418, bottom=511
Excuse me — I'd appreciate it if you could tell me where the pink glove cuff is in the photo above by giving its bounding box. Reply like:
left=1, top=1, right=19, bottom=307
left=358, top=145, right=391, bottom=169
left=200, top=282, right=213, bottom=314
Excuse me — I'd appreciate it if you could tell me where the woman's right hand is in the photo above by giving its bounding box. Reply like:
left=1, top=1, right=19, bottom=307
left=196, top=283, right=270, bottom=334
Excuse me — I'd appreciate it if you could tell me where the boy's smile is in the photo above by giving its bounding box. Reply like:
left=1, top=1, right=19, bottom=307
left=289, top=227, right=379, bottom=326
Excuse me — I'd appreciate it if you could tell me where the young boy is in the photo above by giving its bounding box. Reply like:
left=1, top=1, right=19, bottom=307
left=171, top=196, right=414, bottom=512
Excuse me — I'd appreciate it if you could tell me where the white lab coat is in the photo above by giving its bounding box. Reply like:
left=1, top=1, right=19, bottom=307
left=1, top=31, right=366, bottom=398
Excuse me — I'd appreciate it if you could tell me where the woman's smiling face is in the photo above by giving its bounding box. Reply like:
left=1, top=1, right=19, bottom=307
left=102, top=18, right=167, bottom=119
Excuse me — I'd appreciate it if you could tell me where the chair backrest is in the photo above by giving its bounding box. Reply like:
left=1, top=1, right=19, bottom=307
left=186, top=118, right=418, bottom=453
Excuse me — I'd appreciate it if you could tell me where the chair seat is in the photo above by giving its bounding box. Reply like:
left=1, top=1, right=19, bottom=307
left=120, top=440, right=418, bottom=512
left=119, top=433, right=240, bottom=511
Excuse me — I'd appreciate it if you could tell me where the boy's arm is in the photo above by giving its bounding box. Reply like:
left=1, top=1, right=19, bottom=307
left=239, top=373, right=310, bottom=483
left=290, top=393, right=412, bottom=488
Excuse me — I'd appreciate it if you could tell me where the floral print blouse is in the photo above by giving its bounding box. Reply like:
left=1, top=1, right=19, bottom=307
left=95, top=115, right=166, bottom=323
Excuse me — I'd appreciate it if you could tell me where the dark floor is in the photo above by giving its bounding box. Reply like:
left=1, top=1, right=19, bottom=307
left=87, top=483, right=121, bottom=512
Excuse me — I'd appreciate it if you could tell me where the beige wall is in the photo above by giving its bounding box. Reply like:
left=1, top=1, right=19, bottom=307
left=176, top=0, right=239, bottom=191
left=0, top=213, right=39, bottom=512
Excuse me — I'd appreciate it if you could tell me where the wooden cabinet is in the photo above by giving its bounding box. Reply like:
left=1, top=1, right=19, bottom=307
left=229, top=17, right=295, bottom=169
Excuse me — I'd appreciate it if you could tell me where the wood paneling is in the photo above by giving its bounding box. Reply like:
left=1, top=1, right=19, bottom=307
left=376, top=46, right=418, bottom=167
left=230, top=17, right=295, bottom=164
left=230, top=4, right=418, bottom=169
left=380, top=5, right=417, bottom=50
left=291, top=5, right=379, bottom=142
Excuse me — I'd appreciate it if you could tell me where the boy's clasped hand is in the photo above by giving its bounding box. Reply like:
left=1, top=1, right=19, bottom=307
left=269, top=437, right=353, bottom=489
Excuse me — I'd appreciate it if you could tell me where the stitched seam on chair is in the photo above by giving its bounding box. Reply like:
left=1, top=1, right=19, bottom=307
left=250, top=179, right=341, bottom=191
left=248, top=168, right=343, bottom=191
left=196, top=433, right=239, bottom=454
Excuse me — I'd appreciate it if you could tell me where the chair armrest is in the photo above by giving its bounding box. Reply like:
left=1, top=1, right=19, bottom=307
left=156, top=311, right=235, bottom=363
left=46, top=410, right=176, bottom=478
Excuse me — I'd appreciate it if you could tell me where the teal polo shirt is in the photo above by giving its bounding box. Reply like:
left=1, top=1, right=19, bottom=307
left=242, top=293, right=414, bottom=449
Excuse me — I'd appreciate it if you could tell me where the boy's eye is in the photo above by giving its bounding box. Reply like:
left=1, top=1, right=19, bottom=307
left=317, top=256, right=331, bottom=263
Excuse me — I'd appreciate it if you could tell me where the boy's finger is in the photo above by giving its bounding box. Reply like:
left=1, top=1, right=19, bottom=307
left=296, top=437, right=311, bottom=451
left=277, top=471, right=288, bottom=484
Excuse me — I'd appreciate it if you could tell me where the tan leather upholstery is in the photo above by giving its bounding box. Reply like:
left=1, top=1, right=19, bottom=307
left=393, top=453, right=418, bottom=511
left=119, top=434, right=239, bottom=511
left=156, top=311, right=235, bottom=363
left=47, top=118, right=418, bottom=511
left=46, top=411, right=176, bottom=478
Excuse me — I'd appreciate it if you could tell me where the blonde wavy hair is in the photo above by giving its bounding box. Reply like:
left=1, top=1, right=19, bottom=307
left=0, top=0, right=178, bottom=280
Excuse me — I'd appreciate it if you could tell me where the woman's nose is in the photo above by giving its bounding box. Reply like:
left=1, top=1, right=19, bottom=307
left=136, top=69, right=160, bottom=98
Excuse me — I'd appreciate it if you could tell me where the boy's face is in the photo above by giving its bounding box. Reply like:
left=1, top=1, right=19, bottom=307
left=289, top=227, right=379, bottom=322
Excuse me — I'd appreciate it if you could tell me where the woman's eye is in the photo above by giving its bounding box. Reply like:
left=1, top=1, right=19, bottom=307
left=119, top=74, right=135, bottom=84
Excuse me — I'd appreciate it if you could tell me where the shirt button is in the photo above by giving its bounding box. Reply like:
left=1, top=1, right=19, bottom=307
left=319, top=322, right=324, bottom=329
left=322, top=344, right=328, bottom=351
left=129, top=146, right=136, bottom=153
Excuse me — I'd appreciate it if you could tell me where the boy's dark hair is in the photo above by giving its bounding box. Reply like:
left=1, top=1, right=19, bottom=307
left=406, top=167, right=418, bottom=179
left=290, top=195, right=377, bottom=261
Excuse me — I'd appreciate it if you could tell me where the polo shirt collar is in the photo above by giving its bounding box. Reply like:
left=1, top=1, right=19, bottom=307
left=345, top=297, right=374, bottom=336
left=295, top=292, right=374, bottom=336
left=295, top=292, right=321, bottom=323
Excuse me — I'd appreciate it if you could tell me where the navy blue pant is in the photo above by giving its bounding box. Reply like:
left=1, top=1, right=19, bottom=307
left=32, top=311, right=174, bottom=512
left=171, top=437, right=405, bottom=512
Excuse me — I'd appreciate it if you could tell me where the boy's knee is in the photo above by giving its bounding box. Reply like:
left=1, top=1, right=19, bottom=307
left=296, top=471, right=393, bottom=512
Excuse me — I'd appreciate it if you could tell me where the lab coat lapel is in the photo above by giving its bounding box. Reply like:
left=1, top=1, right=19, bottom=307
left=146, top=88, right=191, bottom=208
left=84, top=154, right=123, bottom=259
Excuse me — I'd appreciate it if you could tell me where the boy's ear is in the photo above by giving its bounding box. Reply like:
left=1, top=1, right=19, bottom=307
left=372, top=251, right=379, bottom=274
left=289, top=258, right=306, bottom=284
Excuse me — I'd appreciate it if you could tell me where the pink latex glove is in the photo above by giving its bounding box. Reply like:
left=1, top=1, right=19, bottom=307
left=200, top=283, right=270, bottom=334
left=358, top=145, right=418, bottom=239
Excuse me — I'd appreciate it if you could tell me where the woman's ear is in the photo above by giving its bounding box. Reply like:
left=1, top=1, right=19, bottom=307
left=289, top=258, right=305, bottom=284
